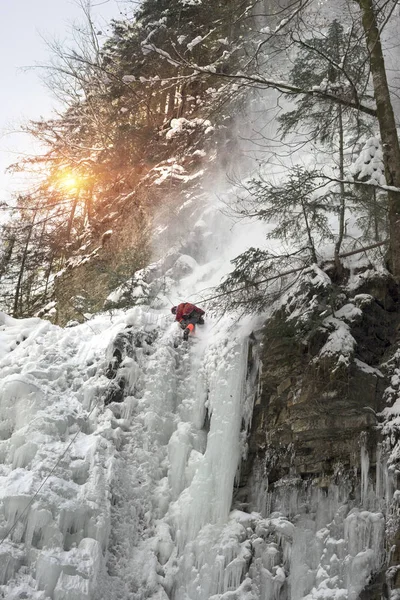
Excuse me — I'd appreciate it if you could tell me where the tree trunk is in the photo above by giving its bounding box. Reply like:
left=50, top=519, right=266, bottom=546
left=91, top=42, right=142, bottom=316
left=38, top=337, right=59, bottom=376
left=358, top=0, right=400, bottom=278
left=43, top=253, right=54, bottom=299
left=0, top=231, right=16, bottom=281
left=301, top=200, right=317, bottom=263
left=177, top=83, right=187, bottom=118
left=335, top=104, right=346, bottom=271
left=85, top=183, right=94, bottom=225
left=65, top=195, right=79, bottom=247
left=166, top=88, right=176, bottom=119
left=13, top=218, right=35, bottom=317
left=373, top=188, right=380, bottom=242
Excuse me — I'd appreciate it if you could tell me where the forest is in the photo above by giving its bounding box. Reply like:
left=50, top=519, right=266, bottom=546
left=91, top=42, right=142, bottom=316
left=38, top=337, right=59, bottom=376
left=0, top=0, right=399, bottom=324
left=1, top=2, right=400, bottom=599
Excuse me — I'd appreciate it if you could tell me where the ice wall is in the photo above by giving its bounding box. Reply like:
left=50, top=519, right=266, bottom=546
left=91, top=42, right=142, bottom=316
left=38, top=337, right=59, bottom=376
left=0, top=200, right=261, bottom=600
left=0, top=209, right=395, bottom=600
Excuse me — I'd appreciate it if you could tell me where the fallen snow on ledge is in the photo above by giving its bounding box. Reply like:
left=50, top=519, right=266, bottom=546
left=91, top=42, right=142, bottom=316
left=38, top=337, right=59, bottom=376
left=318, top=316, right=356, bottom=367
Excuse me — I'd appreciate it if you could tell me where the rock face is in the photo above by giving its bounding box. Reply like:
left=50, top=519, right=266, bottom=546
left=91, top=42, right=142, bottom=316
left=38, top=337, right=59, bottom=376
left=239, top=268, right=400, bottom=597
left=104, top=327, right=158, bottom=405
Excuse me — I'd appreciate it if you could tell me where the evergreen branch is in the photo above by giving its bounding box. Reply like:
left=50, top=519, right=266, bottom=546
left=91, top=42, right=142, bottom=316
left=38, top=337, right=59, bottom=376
left=187, top=68, right=378, bottom=117
left=324, top=174, right=399, bottom=195
left=291, top=35, right=365, bottom=107
left=199, top=240, right=388, bottom=310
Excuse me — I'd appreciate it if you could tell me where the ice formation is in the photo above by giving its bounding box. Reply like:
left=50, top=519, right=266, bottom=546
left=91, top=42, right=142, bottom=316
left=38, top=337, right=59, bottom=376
left=0, top=203, right=393, bottom=599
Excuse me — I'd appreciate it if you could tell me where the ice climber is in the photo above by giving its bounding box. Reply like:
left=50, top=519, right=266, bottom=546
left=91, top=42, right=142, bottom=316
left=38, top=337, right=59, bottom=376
left=171, top=302, right=205, bottom=341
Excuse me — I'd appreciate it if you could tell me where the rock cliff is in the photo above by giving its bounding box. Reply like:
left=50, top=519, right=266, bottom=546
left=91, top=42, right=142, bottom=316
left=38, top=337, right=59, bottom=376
left=240, top=265, right=400, bottom=596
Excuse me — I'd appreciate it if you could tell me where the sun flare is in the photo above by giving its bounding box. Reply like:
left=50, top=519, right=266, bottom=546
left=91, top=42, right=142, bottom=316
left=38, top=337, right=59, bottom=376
left=59, top=174, right=79, bottom=190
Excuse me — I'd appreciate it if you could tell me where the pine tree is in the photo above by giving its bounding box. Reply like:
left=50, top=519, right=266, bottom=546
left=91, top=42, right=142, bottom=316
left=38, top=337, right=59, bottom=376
left=234, top=167, right=334, bottom=264
left=278, top=19, right=373, bottom=266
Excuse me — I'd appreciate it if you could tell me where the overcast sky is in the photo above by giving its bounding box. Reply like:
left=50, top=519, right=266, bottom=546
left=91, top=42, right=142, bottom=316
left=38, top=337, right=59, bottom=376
left=0, top=0, right=125, bottom=199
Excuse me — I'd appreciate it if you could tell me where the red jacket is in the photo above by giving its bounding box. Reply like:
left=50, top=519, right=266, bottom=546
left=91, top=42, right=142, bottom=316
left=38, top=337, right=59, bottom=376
left=175, top=302, right=205, bottom=322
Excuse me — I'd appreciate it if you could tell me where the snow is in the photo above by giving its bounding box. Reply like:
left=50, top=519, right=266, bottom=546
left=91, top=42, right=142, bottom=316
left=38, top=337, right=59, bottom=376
left=333, top=303, right=362, bottom=322
left=164, top=117, right=213, bottom=140
left=149, top=161, right=204, bottom=186
left=317, top=317, right=356, bottom=367
left=354, top=358, right=383, bottom=377
left=0, top=287, right=387, bottom=599
left=349, top=137, right=386, bottom=186
left=0, top=200, right=264, bottom=598
left=187, top=35, right=203, bottom=51
left=0, top=195, right=392, bottom=599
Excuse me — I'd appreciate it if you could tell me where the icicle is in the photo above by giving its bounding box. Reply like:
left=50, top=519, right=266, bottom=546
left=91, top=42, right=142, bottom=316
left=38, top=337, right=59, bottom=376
left=168, top=422, right=193, bottom=499
left=384, top=458, right=394, bottom=504
left=169, top=338, right=248, bottom=550
left=360, top=434, right=370, bottom=506
left=223, top=556, right=246, bottom=593
left=375, top=442, right=382, bottom=502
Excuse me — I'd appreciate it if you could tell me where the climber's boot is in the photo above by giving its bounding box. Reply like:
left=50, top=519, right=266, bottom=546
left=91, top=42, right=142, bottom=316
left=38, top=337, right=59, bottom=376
left=183, top=323, right=195, bottom=341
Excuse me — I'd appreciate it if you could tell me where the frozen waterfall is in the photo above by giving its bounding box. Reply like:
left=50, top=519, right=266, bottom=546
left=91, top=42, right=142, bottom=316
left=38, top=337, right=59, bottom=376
left=0, top=210, right=391, bottom=599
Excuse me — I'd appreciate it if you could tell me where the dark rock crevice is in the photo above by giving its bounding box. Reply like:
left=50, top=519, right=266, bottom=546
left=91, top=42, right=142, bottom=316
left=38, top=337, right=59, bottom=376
left=104, top=327, right=158, bottom=406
